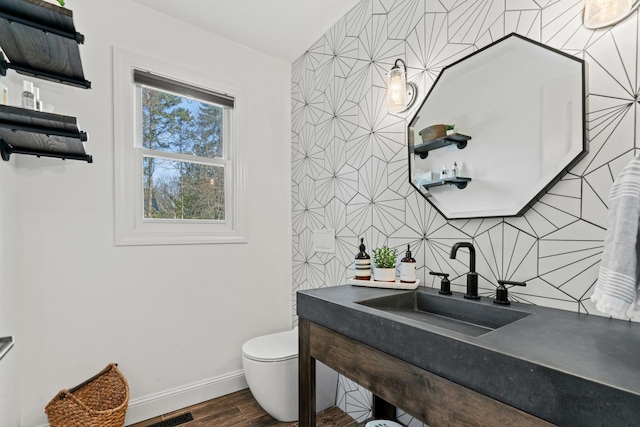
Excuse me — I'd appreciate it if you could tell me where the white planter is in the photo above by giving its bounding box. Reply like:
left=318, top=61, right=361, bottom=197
left=374, top=267, right=396, bottom=282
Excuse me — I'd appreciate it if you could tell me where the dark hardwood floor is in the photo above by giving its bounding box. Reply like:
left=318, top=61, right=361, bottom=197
left=128, top=388, right=357, bottom=427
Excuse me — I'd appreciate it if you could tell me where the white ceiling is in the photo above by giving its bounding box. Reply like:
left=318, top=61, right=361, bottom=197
left=132, top=0, right=361, bottom=63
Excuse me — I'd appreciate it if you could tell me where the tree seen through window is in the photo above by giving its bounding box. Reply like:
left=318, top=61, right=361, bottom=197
left=141, top=87, right=225, bottom=220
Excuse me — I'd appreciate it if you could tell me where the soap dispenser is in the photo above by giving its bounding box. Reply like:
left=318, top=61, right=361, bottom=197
left=354, top=238, right=371, bottom=280
left=400, top=244, right=416, bottom=283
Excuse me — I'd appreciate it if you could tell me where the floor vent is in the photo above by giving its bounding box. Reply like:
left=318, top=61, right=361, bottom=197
left=146, top=412, right=194, bottom=427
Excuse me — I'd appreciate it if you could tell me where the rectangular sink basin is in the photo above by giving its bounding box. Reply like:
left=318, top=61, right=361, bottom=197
left=357, top=291, right=531, bottom=337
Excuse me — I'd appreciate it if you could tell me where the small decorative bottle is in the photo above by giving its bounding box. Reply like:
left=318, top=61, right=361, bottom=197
left=0, top=77, right=8, bottom=105
left=22, top=80, right=35, bottom=110
left=400, top=244, right=416, bottom=283
left=354, top=238, right=371, bottom=280
left=450, top=162, right=458, bottom=178
left=440, top=164, right=448, bottom=180
left=34, top=87, right=43, bottom=112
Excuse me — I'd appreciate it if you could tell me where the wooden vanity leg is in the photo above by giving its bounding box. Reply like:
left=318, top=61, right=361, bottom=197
left=299, top=317, right=316, bottom=427
left=373, top=394, right=396, bottom=421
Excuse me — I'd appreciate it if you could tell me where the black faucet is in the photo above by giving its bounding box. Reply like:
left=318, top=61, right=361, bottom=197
left=449, top=242, right=480, bottom=300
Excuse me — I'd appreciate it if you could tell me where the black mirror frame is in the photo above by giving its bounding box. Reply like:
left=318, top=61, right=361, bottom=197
left=407, top=32, right=588, bottom=220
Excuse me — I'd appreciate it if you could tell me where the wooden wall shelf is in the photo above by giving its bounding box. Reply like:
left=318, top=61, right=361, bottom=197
left=423, top=176, right=471, bottom=191
left=0, top=105, right=91, bottom=162
left=0, top=0, right=91, bottom=88
left=414, top=133, right=471, bottom=159
left=0, top=0, right=92, bottom=163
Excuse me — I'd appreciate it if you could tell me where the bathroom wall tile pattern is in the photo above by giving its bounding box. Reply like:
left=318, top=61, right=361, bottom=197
left=336, top=376, right=372, bottom=423
left=292, top=0, right=640, bottom=423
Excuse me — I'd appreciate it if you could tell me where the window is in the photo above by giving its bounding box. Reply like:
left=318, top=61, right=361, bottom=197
left=114, top=48, right=246, bottom=245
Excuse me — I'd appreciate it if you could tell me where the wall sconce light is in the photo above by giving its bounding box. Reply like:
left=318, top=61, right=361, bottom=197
left=584, top=0, right=639, bottom=29
left=387, top=59, right=417, bottom=114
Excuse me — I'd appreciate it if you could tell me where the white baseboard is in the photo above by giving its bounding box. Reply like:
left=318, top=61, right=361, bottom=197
left=124, top=370, right=248, bottom=425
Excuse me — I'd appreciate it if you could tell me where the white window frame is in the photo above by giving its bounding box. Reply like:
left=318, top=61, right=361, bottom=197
left=113, top=46, right=247, bottom=245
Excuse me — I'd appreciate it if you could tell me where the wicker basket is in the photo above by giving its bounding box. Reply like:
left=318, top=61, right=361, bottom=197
left=418, top=124, right=447, bottom=143
left=45, top=363, right=129, bottom=427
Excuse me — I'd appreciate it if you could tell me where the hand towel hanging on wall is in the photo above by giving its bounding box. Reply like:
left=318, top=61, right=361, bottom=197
left=591, top=154, right=640, bottom=319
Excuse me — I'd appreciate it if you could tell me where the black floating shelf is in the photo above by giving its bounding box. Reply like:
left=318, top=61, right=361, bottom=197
left=0, top=0, right=91, bottom=89
left=414, top=133, right=471, bottom=159
left=0, top=105, right=91, bottom=162
left=423, top=176, right=471, bottom=191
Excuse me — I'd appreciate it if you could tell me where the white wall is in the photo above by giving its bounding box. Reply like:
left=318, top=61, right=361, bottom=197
left=3, top=0, right=292, bottom=425
left=0, top=134, right=20, bottom=427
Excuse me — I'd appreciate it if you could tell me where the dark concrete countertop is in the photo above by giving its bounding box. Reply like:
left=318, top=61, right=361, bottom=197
left=297, top=285, right=640, bottom=426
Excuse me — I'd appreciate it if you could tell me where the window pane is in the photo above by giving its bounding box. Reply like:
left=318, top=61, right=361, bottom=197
left=143, top=157, right=225, bottom=220
left=141, top=87, right=224, bottom=158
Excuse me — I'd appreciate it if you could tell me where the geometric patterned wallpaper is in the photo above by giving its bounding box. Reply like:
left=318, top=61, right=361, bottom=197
left=291, top=0, right=640, bottom=423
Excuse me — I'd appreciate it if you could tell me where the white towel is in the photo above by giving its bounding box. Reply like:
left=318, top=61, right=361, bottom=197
left=591, top=154, right=640, bottom=319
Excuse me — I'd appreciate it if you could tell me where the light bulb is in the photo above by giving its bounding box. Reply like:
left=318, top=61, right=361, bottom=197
left=584, top=0, right=634, bottom=28
left=387, top=66, right=407, bottom=113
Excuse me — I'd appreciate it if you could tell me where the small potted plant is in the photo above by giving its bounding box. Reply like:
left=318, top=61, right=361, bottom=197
left=372, top=245, right=398, bottom=282
left=446, top=124, right=456, bottom=136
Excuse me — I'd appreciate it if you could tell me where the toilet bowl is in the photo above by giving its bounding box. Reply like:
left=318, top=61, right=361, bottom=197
left=242, top=326, right=338, bottom=422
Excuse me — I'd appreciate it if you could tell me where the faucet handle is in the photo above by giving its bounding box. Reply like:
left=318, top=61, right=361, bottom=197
left=495, top=280, right=526, bottom=305
left=429, top=271, right=451, bottom=295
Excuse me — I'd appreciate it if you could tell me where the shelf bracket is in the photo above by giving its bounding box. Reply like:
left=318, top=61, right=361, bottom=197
left=0, top=138, right=10, bottom=161
left=0, top=336, right=14, bottom=362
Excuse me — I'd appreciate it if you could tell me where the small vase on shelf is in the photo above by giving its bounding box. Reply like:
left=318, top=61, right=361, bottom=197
left=446, top=124, right=455, bottom=136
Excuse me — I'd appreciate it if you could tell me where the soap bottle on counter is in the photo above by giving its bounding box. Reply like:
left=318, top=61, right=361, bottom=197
left=400, top=244, right=416, bottom=283
left=354, top=238, right=371, bottom=280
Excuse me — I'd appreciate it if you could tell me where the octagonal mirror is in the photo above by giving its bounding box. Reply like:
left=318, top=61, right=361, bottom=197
left=408, top=33, right=586, bottom=219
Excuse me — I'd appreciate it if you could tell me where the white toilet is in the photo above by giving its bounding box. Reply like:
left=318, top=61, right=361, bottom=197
left=242, top=326, right=338, bottom=422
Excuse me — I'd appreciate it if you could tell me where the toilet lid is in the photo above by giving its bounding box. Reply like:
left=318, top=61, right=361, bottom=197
left=242, top=327, right=298, bottom=362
